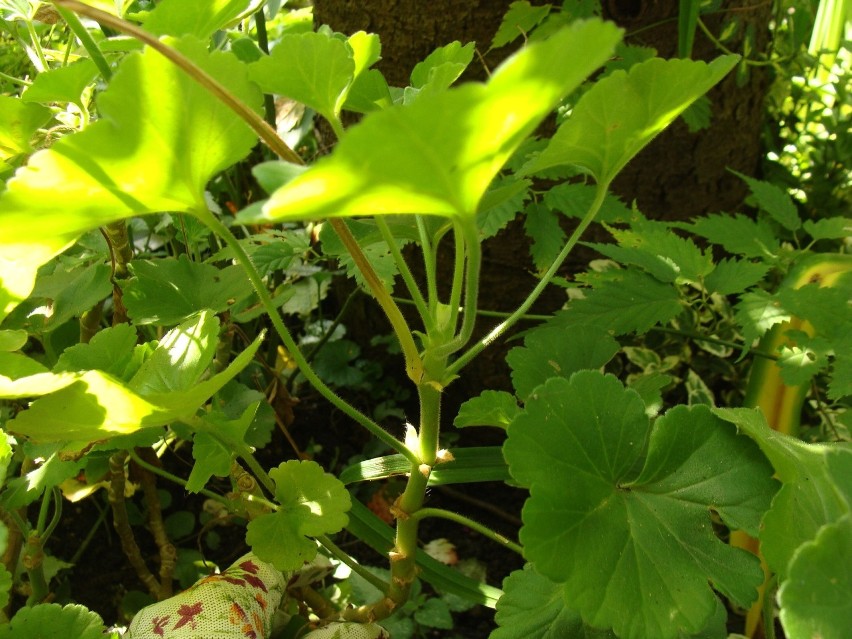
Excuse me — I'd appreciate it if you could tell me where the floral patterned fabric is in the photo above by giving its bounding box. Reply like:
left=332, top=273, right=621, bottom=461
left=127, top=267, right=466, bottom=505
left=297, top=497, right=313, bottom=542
left=126, top=553, right=286, bottom=639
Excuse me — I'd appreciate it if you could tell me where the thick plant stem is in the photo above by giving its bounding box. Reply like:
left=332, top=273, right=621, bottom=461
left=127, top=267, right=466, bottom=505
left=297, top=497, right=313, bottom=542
left=108, top=451, right=162, bottom=599
left=55, top=5, right=112, bottom=80
left=136, top=448, right=176, bottom=598
left=372, top=380, right=443, bottom=620
left=448, top=183, right=608, bottom=376
left=329, top=218, right=423, bottom=383
left=198, top=211, right=417, bottom=464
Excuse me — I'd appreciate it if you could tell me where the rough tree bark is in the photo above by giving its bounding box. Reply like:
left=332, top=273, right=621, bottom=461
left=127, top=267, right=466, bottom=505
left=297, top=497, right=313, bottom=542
left=311, top=0, right=774, bottom=395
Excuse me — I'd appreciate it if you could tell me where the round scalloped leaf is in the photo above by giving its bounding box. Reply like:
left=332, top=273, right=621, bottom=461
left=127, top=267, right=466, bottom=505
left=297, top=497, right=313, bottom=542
left=504, top=372, right=776, bottom=639
left=249, top=31, right=356, bottom=126
left=493, top=566, right=616, bottom=639
left=525, top=55, right=739, bottom=186
left=260, top=20, right=621, bottom=221
left=247, top=460, right=351, bottom=571
left=778, top=514, right=852, bottom=639
left=0, top=36, right=260, bottom=249
left=0, top=603, right=108, bottom=639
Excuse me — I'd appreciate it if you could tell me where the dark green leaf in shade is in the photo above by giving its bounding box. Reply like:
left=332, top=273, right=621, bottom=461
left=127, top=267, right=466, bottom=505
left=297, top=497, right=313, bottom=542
left=713, top=408, right=852, bottom=580
left=507, top=325, right=619, bottom=400
left=8, top=263, right=112, bottom=334
left=454, top=390, right=521, bottom=429
left=777, top=282, right=852, bottom=337
left=121, top=256, right=251, bottom=325
left=802, top=216, right=851, bottom=241
left=414, top=597, right=454, bottom=629
left=543, top=183, right=633, bottom=224
left=478, top=178, right=530, bottom=239
left=525, top=56, right=739, bottom=186
left=524, top=203, right=566, bottom=271
left=492, top=566, right=617, bottom=639
left=683, top=213, right=780, bottom=259
left=21, top=59, right=98, bottom=108
left=680, top=96, right=712, bottom=132
left=778, top=514, right=852, bottom=639
left=731, top=169, right=801, bottom=231
left=704, top=258, right=770, bottom=296
left=53, top=323, right=139, bottom=379
left=247, top=460, right=351, bottom=571
left=564, top=269, right=683, bottom=335
left=491, top=1, right=552, bottom=49
left=828, top=333, right=852, bottom=400
left=505, top=373, right=777, bottom=639
left=0, top=603, right=109, bottom=639
left=260, top=21, right=622, bottom=221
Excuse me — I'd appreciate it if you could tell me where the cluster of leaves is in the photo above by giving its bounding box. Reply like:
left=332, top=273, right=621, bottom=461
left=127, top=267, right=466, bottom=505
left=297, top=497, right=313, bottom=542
left=0, top=0, right=849, bottom=638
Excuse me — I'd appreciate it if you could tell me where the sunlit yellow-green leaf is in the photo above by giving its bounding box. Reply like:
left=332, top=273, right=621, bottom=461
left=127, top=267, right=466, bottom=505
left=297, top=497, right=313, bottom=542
left=525, top=55, right=739, bottom=186
left=259, top=20, right=622, bottom=222
left=0, top=36, right=260, bottom=320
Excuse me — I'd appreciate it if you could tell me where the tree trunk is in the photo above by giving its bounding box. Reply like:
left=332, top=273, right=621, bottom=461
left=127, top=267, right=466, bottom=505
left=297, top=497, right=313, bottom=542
left=311, top=0, right=774, bottom=400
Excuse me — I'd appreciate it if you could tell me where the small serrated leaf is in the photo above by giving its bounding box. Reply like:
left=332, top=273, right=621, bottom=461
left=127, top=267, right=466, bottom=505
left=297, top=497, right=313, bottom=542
left=491, top=1, right=552, bottom=49
left=564, top=269, right=683, bottom=335
left=731, top=169, right=801, bottom=231
left=685, top=213, right=780, bottom=259
left=704, top=258, right=770, bottom=296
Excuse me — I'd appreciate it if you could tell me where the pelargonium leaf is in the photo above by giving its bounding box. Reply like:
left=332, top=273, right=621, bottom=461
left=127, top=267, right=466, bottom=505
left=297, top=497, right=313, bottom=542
left=0, top=603, right=109, bottom=639
left=5, top=330, right=263, bottom=445
left=778, top=514, right=852, bottom=639
left=504, top=372, right=777, bottom=639
left=120, top=256, right=251, bottom=326
left=258, top=20, right=621, bottom=222
left=143, top=0, right=253, bottom=39
left=247, top=460, right=351, bottom=571
left=525, top=55, right=739, bottom=186
left=249, top=31, right=357, bottom=126
left=0, top=36, right=260, bottom=317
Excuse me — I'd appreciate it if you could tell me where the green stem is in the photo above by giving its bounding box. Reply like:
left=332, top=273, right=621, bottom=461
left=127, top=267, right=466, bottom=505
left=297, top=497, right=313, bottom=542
left=198, top=211, right=417, bottom=464
left=127, top=448, right=229, bottom=506
left=317, top=534, right=391, bottom=593
left=417, top=215, right=440, bottom=311
left=448, top=183, right=608, bottom=376
left=329, top=218, right=424, bottom=384
left=410, top=508, right=524, bottom=556
left=25, top=20, right=49, bottom=72
left=375, top=217, right=432, bottom=331
left=433, top=219, right=481, bottom=360
left=55, top=5, right=112, bottom=80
